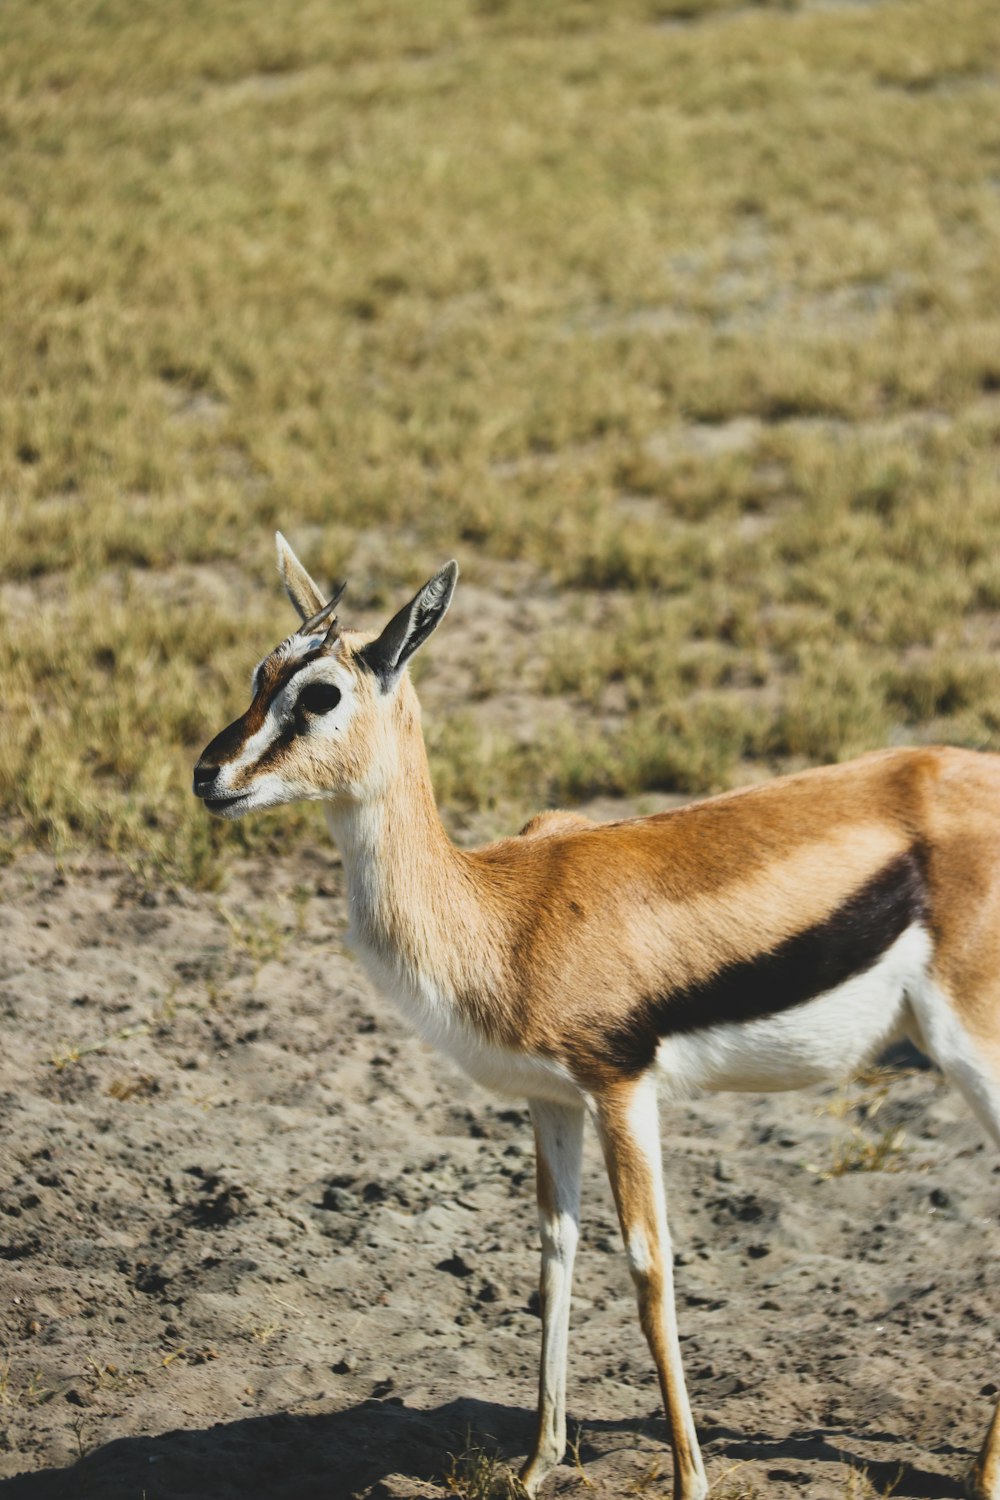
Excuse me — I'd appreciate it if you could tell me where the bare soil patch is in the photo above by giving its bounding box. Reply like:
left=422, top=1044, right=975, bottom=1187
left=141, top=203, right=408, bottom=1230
left=0, top=844, right=996, bottom=1499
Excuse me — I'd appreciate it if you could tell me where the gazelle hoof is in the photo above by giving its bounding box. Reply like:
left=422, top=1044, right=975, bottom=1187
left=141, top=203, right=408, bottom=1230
left=519, top=1453, right=558, bottom=1497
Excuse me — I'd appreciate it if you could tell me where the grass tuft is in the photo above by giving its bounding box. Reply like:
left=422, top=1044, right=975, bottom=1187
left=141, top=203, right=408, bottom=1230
left=842, top=1464, right=901, bottom=1499
left=824, top=1126, right=909, bottom=1179
left=444, top=1432, right=528, bottom=1500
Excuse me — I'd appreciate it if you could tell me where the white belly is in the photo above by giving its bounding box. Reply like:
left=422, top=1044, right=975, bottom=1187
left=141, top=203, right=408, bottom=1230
left=654, top=923, right=931, bottom=1099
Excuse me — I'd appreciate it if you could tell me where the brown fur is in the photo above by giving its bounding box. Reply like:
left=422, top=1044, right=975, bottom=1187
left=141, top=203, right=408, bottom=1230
left=336, top=720, right=998, bottom=1091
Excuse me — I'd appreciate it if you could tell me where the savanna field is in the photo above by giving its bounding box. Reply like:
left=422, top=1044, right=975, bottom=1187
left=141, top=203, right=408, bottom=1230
left=1, top=3, right=999, bottom=1498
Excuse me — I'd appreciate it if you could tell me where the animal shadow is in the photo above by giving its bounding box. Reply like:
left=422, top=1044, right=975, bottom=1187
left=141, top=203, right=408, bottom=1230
left=0, top=1401, right=969, bottom=1499
left=0, top=1396, right=519, bottom=1500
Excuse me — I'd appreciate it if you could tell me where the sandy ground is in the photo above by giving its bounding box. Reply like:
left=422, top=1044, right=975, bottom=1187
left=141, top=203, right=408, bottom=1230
left=0, top=838, right=997, bottom=1500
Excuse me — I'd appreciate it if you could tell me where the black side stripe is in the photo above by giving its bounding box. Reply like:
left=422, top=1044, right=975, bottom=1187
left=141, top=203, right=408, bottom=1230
left=604, top=850, right=928, bottom=1077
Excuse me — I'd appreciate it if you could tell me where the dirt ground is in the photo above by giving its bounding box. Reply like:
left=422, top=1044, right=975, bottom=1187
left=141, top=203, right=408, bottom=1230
left=0, top=837, right=997, bottom=1500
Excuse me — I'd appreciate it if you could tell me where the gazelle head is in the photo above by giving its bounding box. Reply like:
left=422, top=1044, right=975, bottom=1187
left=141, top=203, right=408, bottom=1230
left=193, top=533, right=458, bottom=818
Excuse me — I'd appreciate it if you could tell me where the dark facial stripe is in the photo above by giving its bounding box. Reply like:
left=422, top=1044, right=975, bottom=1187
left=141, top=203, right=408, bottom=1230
left=197, top=710, right=255, bottom=771
left=198, top=647, right=324, bottom=771
left=254, top=721, right=297, bottom=774
left=602, top=850, right=928, bottom=1077
left=245, top=650, right=319, bottom=735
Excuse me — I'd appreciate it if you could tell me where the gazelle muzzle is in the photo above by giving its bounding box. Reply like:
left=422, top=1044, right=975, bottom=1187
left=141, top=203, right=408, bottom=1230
left=193, top=712, right=257, bottom=815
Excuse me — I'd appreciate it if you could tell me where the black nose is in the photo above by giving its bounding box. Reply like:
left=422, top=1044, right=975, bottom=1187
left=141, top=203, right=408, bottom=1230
left=193, top=762, right=218, bottom=795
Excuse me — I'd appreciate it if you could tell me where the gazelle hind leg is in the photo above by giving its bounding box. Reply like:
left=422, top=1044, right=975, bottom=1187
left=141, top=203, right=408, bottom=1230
left=520, top=1099, right=585, bottom=1497
left=907, top=980, right=1000, bottom=1499
left=594, top=1078, right=708, bottom=1500
left=907, top=978, right=1000, bottom=1146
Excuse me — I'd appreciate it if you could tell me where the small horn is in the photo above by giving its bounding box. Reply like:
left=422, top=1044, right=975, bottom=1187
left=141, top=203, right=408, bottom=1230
left=297, top=580, right=347, bottom=638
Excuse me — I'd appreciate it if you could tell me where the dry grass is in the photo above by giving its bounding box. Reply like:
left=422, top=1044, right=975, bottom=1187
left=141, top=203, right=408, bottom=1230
left=3, top=0, right=1000, bottom=883
left=813, top=1063, right=924, bottom=1176
left=823, top=1124, right=909, bottom=1178
left=842, top=1464, right=901, bottom=1499
left=708, top=1467, right=762, bottom=1500
left=445, top=1432, right=528, bottom=1500
left=0, top=1364, right=59, bottom=1409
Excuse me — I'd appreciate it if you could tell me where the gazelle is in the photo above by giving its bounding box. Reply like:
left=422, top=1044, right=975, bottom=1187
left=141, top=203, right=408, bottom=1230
left=194, top=534, right=1000, bottom=1500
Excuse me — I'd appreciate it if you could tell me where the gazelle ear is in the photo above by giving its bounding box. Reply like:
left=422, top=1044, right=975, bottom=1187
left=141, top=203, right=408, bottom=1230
left=358, top=562, right=458, bottom=692
left=276, top=531, right=327, bottom=622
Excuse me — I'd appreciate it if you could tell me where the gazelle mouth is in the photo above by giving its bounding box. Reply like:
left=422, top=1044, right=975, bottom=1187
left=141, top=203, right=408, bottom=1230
left=203, top=791, right=249, bottom=816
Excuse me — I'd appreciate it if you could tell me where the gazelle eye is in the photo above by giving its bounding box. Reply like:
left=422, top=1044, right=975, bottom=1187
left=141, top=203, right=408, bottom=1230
left=298, top=682, right=341, bottom=716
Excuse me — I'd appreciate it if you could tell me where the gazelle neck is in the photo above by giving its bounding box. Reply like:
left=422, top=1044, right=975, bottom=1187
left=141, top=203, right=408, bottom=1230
left=322, top=690, right=498, bottom=1019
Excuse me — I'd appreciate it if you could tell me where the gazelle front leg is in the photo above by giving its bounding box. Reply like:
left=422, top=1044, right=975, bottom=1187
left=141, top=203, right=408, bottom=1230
left=520, top=1098, right=585, bottom=1496
left=594, top=1078, right=708, bottom=1500
left=969, top=1397, right=1000, bottom=1500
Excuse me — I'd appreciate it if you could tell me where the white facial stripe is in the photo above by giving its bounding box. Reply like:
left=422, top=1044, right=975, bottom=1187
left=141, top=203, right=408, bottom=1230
left=287, top=633, right=331, bottom=662
left=213, top=708, right=285, bottom=793
left=273, top=658, right=350, bottom=724
left=251, top=631, right=339, bottom=690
